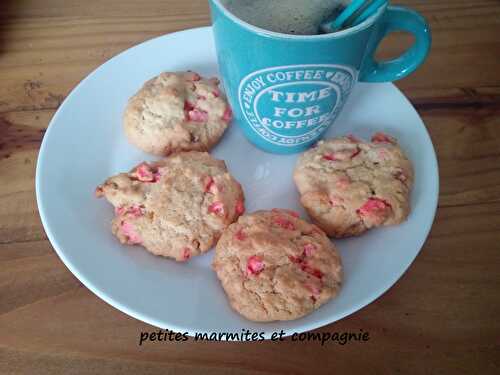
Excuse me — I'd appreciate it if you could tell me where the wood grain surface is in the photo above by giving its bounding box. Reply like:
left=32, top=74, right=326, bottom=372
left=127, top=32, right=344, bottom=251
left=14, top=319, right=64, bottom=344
left=1, top=1, right=499, bottom=374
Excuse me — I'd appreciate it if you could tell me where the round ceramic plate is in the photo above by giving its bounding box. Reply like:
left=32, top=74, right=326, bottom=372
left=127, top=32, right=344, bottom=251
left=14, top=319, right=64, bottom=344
left=36, top=27, right=438, bottom=338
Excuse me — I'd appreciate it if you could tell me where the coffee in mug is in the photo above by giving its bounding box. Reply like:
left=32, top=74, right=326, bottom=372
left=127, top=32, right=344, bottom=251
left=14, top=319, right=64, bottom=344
left=222, top=0, right=348, bottom=35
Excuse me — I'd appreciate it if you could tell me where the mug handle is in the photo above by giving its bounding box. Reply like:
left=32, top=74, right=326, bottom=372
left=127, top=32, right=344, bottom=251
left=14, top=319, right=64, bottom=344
left=359, top=5, right=431, bottom=82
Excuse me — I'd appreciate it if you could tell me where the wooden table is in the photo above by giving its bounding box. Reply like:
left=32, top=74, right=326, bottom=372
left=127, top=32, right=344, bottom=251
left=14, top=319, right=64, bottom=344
left=1, top=1, right=499, bottom=374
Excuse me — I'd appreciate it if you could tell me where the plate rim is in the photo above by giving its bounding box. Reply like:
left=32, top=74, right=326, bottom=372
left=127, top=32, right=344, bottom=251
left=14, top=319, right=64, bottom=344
left=35, top=26, right=440, bottom=339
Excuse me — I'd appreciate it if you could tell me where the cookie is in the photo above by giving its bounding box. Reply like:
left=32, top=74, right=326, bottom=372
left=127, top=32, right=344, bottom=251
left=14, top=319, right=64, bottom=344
left=124, top=71, right=233, bottom=156
left=213, top=209, right=343, bottom=322
left=293, top=133, right=414, bottom=238
left=95, top=151, right=245, bottom=261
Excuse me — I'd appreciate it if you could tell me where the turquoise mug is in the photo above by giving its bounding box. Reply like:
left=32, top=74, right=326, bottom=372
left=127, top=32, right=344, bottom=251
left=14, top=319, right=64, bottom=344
left=208, top=0, right=431, bottom=154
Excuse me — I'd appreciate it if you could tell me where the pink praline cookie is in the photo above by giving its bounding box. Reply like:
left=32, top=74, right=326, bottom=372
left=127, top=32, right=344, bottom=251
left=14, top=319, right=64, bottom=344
left=293, top=132, right=414, bottom=238
left=95, top=151, right=245, bottom=261
left=213, top=209, right=343, bottom=322
left=124, top=71, right=233, bottom=156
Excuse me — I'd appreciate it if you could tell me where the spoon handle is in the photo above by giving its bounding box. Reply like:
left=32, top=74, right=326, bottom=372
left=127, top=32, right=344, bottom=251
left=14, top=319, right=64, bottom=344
left=351, top=0, right=389, bottom=26
left=329, top=0, right=369, bottom=32
left=343, top=0, right=377, bottom=28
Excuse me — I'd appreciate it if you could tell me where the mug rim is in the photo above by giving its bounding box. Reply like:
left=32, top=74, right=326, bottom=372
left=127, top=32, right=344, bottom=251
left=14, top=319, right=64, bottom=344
left=210, top=0, right=387, bottom=40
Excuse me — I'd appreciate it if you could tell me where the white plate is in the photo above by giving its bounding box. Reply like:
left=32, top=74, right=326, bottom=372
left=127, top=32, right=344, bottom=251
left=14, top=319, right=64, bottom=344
left=36, top=27, right=439, bottom=338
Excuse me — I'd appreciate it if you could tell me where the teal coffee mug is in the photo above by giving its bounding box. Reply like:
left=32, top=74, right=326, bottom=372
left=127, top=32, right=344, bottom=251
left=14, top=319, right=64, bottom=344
left=208, top=0, right=431, bottom=154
